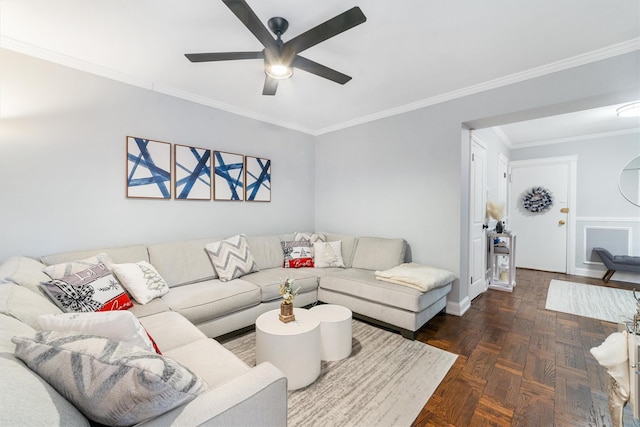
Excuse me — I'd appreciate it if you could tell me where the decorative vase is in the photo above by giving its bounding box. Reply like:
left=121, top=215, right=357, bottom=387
left=495, top=221, right=503, bottom=233
left=279, top=301, right=295, bottom=323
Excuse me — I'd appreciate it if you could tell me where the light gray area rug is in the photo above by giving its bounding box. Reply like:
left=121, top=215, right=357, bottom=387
left=222, top=319, right=457, bottom=427
left=545, top=279, right=637, bottom=323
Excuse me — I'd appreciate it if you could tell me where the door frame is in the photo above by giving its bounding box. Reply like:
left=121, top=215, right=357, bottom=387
left=509, top=156, right=577, bottom=275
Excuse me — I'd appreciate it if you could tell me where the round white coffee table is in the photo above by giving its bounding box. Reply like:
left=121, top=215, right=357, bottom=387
left=309, top=304, right=352, bottom=361
left=255, top=308, right=320, bottom=390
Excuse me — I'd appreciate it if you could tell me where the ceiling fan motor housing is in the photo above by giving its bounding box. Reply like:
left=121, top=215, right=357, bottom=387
left=268, top=17, right=289, bottom=37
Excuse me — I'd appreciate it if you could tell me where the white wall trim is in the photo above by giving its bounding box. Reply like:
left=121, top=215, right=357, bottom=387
left=577, top=216, right=640, bottom=223
left=4, top=35, right=638, bottom=136
left=574, top=267, right=640, bottom=285
left=446, top=296, right=471, bottom=317
left=583, top=225, right=633, bottom=260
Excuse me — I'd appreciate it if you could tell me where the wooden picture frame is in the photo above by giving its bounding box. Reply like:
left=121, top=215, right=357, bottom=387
left=213, top=151, right=244, bottom=201
left=126, top=136, right=171, bottom=199
left=245, top=155, right=271, bottom=202
left=174, top=144, right=212, bottom=200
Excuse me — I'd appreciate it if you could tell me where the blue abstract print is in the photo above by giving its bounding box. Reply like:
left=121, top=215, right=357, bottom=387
left=214, top=151, right=244, bottom=201
left=175, top=145, right=211, bottom=200
left=126, top=137, right=171, bottom=199
left=245, top=156, right=271, bottom=202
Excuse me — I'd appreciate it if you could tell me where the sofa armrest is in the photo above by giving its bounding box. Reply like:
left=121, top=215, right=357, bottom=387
left=138, top=362, right=287, bottom=427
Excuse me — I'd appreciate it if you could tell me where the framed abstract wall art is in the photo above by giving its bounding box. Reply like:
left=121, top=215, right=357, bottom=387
left=126, top=136, right=172, bottom=199
left=174, top=144, right=212, bottom=200
left=245, top=156, right=271, bottom=202
left=213, top=151, right=244, bottom=201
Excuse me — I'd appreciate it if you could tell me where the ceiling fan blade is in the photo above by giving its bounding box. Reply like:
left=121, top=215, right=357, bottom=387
left=262, top=76, right=279, bottom=95
left=185, top=52, right=263, bottom=62
left=222, top=0, right=276, bottom=49
left=284, top=6, right=366, bottom=54
left=294, top=56, right=351, bottom=85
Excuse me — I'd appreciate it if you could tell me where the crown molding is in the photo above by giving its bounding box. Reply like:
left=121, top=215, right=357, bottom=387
left=510, top=128, right=640, bottom=149
left=2, top=36, right=639, bottom=137
left=315, top=38, right=640, bottom=135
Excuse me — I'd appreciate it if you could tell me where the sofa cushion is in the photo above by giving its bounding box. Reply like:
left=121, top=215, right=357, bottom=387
left=246, top=234, right=284, bottom=269
left=40, top=264, right=133, bottom=313
left=112, top=261, right=170, bottom=304
left=206, top=234, right=259, bottom=282
left=138, top=311, right=208, bottom=352
left=282, top=240, right=314, bottom=268
left=318, top=232, right=358, bottom=268
left=0, top=283, right=62, bottom=329
left=12, top=331, right=208, bottom=426
left=314, top=241, right=346, bottom=268
left=0, top=256, right=52, bottom=295
left=148, top=237, right=221, bottom=287
left=1, top=314, right=89, bottom=427
left=129, top=298, right=172, bottom=319
left=241, top=269, right=318, bottom=302
left=38, top=311, right=157, bottom=353
left=164, top=338, right=251, bottom=388
left=161, top=279, right=261, bottom=325
left=351, top=237, right=407, bottom=271
left=320, top=269, right=450, bottom=313
left=41, top=244, right=150, bottom=266
left=43, top=253, right=114, bottom=279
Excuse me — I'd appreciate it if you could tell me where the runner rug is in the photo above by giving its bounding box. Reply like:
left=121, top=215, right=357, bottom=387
left=545, top=279, right=637, bottom=323
left=222, top=319, right=457, bottom=427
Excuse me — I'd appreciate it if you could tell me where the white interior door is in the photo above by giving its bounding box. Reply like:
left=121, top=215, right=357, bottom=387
left=469, top=138, right=487, bottom=300
left=510, top=157, right=575, bottom=273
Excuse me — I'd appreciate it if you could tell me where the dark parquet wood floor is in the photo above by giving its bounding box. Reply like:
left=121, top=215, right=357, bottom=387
left=410, top=268, right=640, bottom=427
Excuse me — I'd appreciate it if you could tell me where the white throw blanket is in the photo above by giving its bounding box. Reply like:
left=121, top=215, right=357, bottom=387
left=375, top=262, right=456, bottom=292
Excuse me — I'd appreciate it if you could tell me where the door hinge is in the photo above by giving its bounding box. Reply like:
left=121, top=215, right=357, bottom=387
left=470, top=276, right=473, bottom=284
left=472, top=153, right=475, bottom=161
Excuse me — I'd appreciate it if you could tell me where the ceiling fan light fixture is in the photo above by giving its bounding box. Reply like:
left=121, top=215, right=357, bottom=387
left=617, top=102, right=640, bottom=117
left=266, top=63, right=293, bottom=80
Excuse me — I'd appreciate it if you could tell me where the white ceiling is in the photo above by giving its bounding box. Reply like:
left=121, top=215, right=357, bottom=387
left=477, top=102, right=640, bottom=148
left=1, top=0, right=639, bottom=136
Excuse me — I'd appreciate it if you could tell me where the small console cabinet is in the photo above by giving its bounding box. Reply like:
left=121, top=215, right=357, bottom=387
left=488, top=232, right=517, bottom=292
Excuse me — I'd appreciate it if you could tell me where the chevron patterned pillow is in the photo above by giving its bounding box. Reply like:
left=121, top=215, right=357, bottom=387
left=205, top=234, right=259, bottom=282
left=12, top=331, right=208, bottom=426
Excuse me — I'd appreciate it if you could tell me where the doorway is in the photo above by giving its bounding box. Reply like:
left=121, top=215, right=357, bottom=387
left=509, top=156, right=576, bottom=273
left=469, top=136, right=487, bottom=300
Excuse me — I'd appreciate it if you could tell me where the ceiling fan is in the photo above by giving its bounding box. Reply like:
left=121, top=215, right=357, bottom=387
left=185, top=0, right=366, bottom=95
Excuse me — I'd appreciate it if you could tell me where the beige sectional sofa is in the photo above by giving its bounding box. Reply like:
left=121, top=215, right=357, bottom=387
left=0, top=231, right=454, bottom=426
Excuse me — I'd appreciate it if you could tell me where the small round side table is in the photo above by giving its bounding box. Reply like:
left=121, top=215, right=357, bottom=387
left=309, top=304, right=353, bottom=361
left=255, top=308, right=320, bottom=390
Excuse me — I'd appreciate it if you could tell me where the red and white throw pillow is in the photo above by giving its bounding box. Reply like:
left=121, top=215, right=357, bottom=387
left=282, top=240, right=314, bottom=268
left=40, top=263, right=133, bottom=312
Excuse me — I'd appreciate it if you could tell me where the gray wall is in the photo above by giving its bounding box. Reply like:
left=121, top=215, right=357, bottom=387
left=316, top=51, right=640, bottom=310
left=2, top=46, right=639, bottom=312
left=0, top=49, right=316, bottom=261
left=511, top=132, right=640, bottom=281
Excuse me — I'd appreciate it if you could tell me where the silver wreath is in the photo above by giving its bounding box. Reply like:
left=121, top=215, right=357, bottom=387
left=521, top=186, right=553, bottom=213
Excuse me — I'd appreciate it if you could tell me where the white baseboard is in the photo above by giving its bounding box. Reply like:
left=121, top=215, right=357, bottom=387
left=573, top=267, right=640, bottom=285
left=446, top=296, right=471, bottom=316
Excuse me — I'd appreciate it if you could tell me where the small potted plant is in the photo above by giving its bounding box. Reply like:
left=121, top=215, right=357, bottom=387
left=279, top=278, right=299, bottom=323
